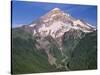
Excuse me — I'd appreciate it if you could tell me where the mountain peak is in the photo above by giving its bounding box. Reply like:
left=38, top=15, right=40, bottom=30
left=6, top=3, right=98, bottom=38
left=52, top=8, right=61, bottom=11
left=49, top=8, right=64, bottom=15
left=41, top=7, right=70, bottom=21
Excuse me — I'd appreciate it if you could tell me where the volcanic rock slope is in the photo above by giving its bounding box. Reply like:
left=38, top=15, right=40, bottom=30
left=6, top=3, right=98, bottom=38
left=12, top=8, right=97, bottom=74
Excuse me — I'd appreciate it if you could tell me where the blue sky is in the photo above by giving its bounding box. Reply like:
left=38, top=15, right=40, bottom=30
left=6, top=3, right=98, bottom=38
left=12, top=1, right=97, bottom=27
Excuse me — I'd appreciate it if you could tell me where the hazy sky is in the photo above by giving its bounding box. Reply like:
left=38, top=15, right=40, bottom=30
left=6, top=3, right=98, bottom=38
left=12, top=1, right=97, bottom=27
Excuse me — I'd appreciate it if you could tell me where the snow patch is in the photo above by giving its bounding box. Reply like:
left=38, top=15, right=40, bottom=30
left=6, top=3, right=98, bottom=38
left=52, top=8, right=60, bottom=11
left=29, top=24, right=36, bottom=27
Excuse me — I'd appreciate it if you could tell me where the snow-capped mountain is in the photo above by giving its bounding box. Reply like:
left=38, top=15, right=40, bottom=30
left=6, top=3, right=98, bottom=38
left=12, top=8, right=97, bottom=73
left=26, top=8, right=95, bottom=39
left=22, top=8, right=96, bottom=66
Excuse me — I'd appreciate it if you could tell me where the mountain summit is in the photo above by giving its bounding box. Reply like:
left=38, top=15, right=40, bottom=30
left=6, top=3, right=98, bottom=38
left=52, top=8, right=61, bottom=10
left=40, top=8, right=71, bottom=22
